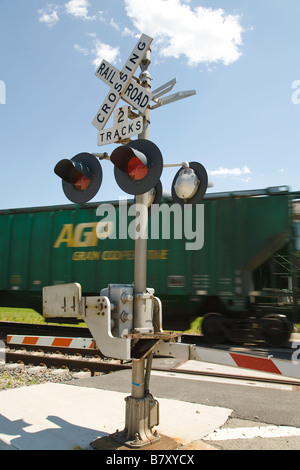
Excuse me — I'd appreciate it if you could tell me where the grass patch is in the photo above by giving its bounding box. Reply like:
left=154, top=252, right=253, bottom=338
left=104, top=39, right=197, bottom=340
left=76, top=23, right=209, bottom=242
left=1, top=308, right=298, bottom=334
left=0, top=307, right=45, bottom=323
left=0, top=307, right=85, bottom=327
left=184, top=316, right=203, bottom=335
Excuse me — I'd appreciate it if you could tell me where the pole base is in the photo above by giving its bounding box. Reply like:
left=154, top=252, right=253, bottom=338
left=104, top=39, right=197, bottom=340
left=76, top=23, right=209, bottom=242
left=91, top=394, right=180, bottom=450
left=91, top=432, right=180, bottom=451
left=124, top=393, right=160, bottom=447
left=101, top=428, right=160, bottom=449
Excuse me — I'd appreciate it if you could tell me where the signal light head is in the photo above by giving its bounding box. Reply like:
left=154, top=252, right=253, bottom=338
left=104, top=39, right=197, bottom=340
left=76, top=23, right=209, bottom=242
left=110, top=139, right=163, bottom=195
left=171, top=162, right=208, bottom=206
left=54, top=153, right=102, bottom=203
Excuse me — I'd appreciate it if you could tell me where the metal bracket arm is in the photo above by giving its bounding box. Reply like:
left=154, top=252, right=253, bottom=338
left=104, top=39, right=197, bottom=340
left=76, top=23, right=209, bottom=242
left=42, top=283, right=132, bottom=360
left=83, top=296, right=132, bottom=361
left=153, top=340, right=195, bottom=360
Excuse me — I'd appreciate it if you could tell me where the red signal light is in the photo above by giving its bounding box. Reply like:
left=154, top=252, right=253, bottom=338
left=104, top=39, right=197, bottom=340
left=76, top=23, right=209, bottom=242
left=72, top=170, right=92, bottom=191
left=127, top=156, right=149, bottom=181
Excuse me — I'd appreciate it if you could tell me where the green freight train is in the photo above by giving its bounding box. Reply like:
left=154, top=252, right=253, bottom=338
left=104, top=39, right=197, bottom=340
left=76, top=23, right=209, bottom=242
left=1, top=186, right=299, bottom=346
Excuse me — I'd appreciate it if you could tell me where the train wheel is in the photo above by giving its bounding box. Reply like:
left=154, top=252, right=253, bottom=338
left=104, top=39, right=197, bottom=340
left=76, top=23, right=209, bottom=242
left=201, top=313, right=227, bottom=344
left=260, top=314, right=292, bottom=347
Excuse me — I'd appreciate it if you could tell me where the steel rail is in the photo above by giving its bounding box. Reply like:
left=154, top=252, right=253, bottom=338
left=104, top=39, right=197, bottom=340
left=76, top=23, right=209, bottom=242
left=3, top=348, right=300, bottom=388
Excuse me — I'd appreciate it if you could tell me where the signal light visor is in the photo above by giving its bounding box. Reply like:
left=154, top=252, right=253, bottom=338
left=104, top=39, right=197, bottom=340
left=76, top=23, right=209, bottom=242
left=111, top=146, right=149, bottom=181
left=54, top=159, right=92, bottom=191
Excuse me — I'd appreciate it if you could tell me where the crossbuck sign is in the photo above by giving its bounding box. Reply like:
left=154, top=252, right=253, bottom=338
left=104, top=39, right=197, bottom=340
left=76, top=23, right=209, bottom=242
left=91, top=34, right=153, bottom=133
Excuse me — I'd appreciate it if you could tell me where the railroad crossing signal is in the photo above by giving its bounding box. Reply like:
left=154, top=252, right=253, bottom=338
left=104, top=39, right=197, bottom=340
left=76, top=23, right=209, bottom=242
left=110, top=139, right=163, bottom=195
left=48, top=32, right=212, bottom=450
left=53, top=32, right=209, bottom=206
left=54, top=153, right=103, bottom=203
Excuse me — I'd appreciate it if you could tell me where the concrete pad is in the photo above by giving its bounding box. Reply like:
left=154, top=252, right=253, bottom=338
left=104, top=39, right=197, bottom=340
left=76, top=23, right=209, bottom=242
left=0, top=383, right=232, bottom=450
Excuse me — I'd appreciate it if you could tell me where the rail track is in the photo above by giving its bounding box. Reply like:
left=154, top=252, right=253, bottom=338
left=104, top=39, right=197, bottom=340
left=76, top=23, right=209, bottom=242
left=3, top=346, right=300, bottom=388
left=4, top=350, right=128, bottom=374
left=2, top=321, right=300, bottom=388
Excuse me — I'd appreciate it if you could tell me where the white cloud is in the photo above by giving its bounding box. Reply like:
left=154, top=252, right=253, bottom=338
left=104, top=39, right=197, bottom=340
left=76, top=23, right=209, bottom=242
left=91, top=40, right=120, bottom=67
left=209, top=166, right=251, bottom=180
left=74, top=44, right=89, bottom=56
left=124, top=0, right=244, bottom=66
left=122, top=27, right=137, bottom=38
left=65, top=0, right=96, bottom=20
left=74, top=36, right=121, bottom=67
left=110, top=18, right=120, bottom=31
left=86, top=32, right=97, bottom=38
left=38, top=5, right=59, bottom=27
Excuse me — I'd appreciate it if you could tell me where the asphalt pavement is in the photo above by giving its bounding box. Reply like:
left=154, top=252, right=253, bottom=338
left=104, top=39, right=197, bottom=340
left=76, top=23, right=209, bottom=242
left=1, top=356, right=300, bottom=451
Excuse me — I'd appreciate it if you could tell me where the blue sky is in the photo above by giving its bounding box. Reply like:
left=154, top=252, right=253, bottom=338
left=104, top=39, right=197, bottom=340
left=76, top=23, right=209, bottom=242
left=0, top=0, right=299, bottom=209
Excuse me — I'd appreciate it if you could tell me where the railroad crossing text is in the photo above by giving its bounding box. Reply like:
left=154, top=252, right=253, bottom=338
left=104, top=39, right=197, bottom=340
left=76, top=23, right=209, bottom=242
left=92, top=34, right=152, bottom=130
left=95, top=59, right=152, bottom=115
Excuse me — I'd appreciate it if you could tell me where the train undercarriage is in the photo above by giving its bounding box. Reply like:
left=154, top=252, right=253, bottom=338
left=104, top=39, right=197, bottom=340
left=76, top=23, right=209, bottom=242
left=201, top=311, right=295, bottom=347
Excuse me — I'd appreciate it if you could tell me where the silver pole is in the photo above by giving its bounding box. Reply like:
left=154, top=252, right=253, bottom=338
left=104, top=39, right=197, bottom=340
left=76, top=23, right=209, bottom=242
left=133, top=48, right=151, bottom=331
left=122, top=48, right=160, bottom=448
left=144, top=351, right=153, bottom=395
left=131, top=358, right=145, bottom=399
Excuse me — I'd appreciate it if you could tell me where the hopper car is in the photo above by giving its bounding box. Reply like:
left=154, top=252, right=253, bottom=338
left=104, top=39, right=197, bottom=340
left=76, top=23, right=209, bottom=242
left=1, top=186, right=299, bottom=347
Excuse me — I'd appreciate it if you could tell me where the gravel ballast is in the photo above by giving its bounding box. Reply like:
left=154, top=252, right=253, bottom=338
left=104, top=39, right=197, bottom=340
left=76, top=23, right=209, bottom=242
left=0, top=363, right=76, bottom=391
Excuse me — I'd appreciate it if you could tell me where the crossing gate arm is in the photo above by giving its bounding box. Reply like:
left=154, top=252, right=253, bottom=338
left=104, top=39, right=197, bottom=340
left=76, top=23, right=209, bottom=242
left=153, top=341, right=300, bottom=380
